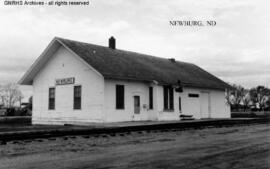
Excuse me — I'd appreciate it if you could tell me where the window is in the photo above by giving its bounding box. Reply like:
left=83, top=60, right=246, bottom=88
left=74, top=86, right=81, bottom=110
left=163, top=86, right=174, bottom=110
left=188, top=93, right=199, bottom=98
left=149, top=87, right=153, bottom=109
left=116, top=85, right=124, bottom=109
left=48, top=87, right=55, bottom=110
left=179, top=97, right=182, bottom=111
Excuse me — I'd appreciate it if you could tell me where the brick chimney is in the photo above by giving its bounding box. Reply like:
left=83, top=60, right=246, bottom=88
left=168, top=58, right=176, bottom=63
left=109, top=36, right=116, bottom=49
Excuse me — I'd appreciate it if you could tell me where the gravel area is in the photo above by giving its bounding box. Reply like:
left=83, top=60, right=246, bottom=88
left=0, top=123, right=269, bottom=169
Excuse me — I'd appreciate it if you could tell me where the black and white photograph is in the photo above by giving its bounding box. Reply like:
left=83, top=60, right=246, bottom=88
left=0, top=0, right=269, bottom=168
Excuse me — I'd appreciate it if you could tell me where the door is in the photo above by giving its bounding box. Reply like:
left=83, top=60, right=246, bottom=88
left=200, top=92, right=211, bottom=118
left=134, top=96, right=140, bottom=114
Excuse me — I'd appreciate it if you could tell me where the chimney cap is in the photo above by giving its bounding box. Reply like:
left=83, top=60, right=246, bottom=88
left=109, top=36, right=116, bottom=49
left=168, top=58, right=176, bottom=63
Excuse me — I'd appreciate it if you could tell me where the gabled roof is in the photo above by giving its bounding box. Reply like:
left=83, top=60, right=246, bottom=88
left=19, top=37, right=231, bottom=90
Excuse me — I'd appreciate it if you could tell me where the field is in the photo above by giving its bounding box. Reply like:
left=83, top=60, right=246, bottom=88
left=0, top=123, right=269, bottom=169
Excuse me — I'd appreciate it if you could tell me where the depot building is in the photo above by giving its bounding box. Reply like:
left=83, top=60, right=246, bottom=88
left=19, top=37, right=231, bottom=125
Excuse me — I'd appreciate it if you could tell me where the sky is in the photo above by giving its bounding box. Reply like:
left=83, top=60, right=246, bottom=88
left=0, top=0, right=269, bottom=99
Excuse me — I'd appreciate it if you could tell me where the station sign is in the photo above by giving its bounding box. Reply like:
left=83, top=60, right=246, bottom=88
left=55, top=77, right=75, bottom=85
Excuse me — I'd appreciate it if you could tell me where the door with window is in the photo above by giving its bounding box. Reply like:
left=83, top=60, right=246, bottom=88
left=134, top=96, right=140, bottom=114
left=133, top=96, right=140, bottom=120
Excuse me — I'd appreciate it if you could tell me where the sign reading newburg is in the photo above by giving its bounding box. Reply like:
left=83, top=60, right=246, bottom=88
left=169, top=20, right=216, bottom=26
left=55, top=77, right=75, bottom=85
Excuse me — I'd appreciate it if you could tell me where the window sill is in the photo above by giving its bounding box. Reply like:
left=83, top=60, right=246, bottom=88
left=163, top=109, right=174, bottom=112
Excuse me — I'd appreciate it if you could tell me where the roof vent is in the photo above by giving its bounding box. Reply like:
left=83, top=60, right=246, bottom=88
left=168, top=58, right=176, bottom=63
left=109, top=36, right=116, bottom=49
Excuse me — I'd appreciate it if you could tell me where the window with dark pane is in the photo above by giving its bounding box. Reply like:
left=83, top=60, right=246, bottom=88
left=149, top=87, right=153, bottom=109
left=179, top=97, right=182, bottom=111
left=74, top=86, right=81, bottom=110
left=169, top=87, right=174, bottom=109
left=163, top=86, right=174, bottom=110
left=116, top=85, right=124, bottom=109
left=48, top=87, right=55, bottom=110
left=163, top=86, right=169, bottom=109
left=188, top=93, right=199, bottom=98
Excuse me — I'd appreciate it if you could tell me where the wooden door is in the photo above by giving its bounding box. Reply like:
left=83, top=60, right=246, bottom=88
left=134, top=96, right=140, bottom=114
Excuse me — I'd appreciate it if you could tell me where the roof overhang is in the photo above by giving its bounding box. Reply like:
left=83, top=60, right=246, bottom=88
left=18, top=38, right=61, bottom=85
left=18, top=37, right=103, bottom=85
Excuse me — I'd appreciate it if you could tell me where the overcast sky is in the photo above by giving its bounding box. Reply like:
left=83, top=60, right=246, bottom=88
left=0, top=0, right=269, bottom=99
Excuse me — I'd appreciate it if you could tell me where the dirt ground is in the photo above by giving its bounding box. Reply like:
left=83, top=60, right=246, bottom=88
left=0, top=124, right=269, bottom=169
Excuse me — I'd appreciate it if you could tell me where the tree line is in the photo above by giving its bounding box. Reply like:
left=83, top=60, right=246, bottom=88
left=0, top=83, right=23, bottom=108
left=226, top=84, right=270, bottom=112
left=0, top=83, right=33, bottom=116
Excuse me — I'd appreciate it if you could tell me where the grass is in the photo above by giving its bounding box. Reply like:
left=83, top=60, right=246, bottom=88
left=0, top=116, right=31, bottom=124
left=231, top=111, right=270, bottom=118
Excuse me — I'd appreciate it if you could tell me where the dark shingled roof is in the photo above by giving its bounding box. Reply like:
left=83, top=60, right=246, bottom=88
left=58, top=37, right=231, bottom=90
